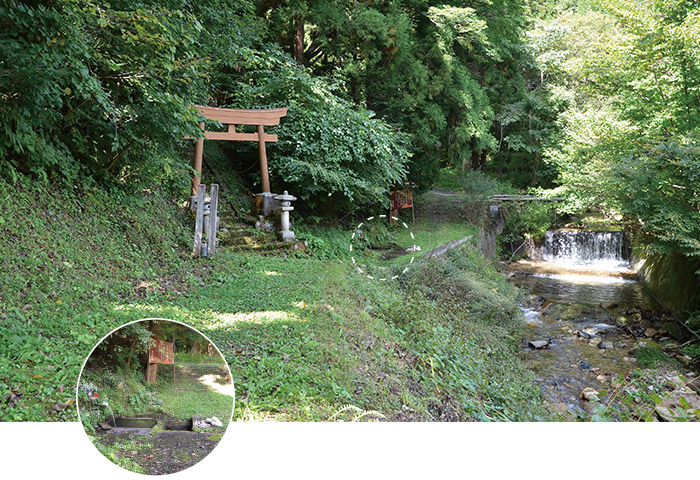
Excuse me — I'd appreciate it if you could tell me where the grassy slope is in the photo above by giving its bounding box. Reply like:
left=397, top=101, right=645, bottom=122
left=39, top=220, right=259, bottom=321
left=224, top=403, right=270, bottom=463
left=0, top=175, right=546, bottom=421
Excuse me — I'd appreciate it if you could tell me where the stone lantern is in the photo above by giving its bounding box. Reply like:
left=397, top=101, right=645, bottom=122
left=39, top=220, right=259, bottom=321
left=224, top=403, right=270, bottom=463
left=274, top=191, right=297, bottom=242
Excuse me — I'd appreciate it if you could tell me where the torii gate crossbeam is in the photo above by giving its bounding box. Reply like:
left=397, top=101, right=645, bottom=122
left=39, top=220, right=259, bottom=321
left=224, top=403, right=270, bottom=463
left=189, top=105, right=288, bottom=196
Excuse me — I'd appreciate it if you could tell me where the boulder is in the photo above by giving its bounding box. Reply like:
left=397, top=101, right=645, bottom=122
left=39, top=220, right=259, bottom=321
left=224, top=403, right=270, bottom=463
left=644, top=328, right=658, bottom=338
left=661, top=321, right=684, bottom=340
left=600, top=301, right=618, bottom=310
left=599, top=341, right=614, bottom=350
left=589, top=337, right=602, bottom=347
left=528, top=340, right=549, bottom=349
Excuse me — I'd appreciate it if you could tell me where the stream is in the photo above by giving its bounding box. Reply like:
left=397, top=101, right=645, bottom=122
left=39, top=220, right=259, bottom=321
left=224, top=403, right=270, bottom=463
left=508, top=230, right=669, bottom=416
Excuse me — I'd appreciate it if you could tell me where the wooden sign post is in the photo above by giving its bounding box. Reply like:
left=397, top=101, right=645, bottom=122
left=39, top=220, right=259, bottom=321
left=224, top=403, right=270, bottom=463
left=146, top=338, right=174, bottom=384
left=188, top=106, right=288, bottom=196
left=389, top=190, right=415, bottom=224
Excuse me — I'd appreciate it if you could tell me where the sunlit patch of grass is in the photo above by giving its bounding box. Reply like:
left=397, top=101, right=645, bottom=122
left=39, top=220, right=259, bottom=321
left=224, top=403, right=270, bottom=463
left=215, top=310, right=301, bottom=326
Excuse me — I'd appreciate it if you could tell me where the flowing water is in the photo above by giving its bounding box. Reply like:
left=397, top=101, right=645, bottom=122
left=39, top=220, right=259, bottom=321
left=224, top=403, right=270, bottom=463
left=100, top=401, right=116, bottom=428
left=530, top=230, right=629, bottom=271
left=509, top=229, right=662, bottom=415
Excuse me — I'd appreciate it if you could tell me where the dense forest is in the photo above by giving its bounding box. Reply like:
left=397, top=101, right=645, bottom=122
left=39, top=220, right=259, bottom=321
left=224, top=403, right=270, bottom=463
left=2, top=0, right=698, bottom=256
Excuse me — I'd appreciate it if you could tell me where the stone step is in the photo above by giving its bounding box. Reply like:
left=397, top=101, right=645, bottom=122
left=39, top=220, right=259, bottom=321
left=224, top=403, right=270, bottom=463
left=225, top=241, right=295, bottom=253
left=219, top=234, right=280, bottom=247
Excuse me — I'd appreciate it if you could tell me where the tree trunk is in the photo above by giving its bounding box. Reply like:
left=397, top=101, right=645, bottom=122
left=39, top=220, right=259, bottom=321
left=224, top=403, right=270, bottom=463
left=126, top=337, right=136, bottom=369
left=294, top=13, right=304, bottom=66
left=528, top=151, right=541, bottom=186
left=145, top=320, right=159, bottom=383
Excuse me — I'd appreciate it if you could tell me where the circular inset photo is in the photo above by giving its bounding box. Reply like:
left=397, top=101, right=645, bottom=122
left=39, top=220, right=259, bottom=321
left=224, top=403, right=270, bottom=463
left=77, top=318, right=234, bottom=475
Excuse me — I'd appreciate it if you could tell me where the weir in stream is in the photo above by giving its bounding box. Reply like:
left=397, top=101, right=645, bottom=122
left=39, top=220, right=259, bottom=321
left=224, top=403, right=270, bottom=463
left=530, top=230, right=628, bottom=270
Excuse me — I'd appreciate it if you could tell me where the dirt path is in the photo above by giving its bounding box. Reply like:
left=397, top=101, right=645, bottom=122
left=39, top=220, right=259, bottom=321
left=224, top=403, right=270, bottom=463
left=172, top=362, right=230, bottom=393
left=96, top=429, right=221, bottom=475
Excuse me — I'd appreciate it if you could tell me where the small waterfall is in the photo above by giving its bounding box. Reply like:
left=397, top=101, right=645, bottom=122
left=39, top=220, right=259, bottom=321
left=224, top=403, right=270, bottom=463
left=534, top=230, right=628, bottom=270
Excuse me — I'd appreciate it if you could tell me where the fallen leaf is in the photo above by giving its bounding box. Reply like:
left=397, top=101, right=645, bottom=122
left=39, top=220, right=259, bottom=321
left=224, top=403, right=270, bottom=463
left=65, top=398, right=75, bottom=405
left=32, top=374, right=43, bottom=379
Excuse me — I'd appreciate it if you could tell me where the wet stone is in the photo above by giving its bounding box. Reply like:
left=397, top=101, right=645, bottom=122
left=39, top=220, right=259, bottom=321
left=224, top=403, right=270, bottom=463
left=579, top=388, right=599, bottom=402
left=577, top=330, right=592, bottom=339
left=528, top=340, right=549, bottom=349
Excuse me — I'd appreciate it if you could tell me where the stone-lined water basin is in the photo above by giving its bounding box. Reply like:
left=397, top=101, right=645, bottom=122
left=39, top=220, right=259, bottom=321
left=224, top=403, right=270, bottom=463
left=104, top=416, right=193, bottom=435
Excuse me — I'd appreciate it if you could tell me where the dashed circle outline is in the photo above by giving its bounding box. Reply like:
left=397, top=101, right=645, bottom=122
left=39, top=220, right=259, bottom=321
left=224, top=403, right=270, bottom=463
left=350, top=215, right=420, bottom=281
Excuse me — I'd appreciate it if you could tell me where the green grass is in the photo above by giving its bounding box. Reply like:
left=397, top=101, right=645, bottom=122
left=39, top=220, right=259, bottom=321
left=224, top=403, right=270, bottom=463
left=0, top=176, right=197, bottom=420
left=157, top=363, right=233, bottom=426
left=1, top=175, right=547, bottom=422
left=91, top=436, right=149, bottom=474
left=174, top=352, right=227, bottom=365
left=393, top=219, right=476, bottom=254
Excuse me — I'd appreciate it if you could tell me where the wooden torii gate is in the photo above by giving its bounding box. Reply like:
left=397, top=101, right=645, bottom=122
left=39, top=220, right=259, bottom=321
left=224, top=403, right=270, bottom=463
left=190, top=105, right=288, bottom=196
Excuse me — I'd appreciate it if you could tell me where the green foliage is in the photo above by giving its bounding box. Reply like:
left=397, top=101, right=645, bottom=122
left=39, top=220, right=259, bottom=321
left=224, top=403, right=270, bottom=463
left=635, top=347, right=670, bottom=368
left=260, top=0, right=554, bottom=190
left=683, top=312, right=700, bottom=358
left=0, top=177, right=193, bottom=420
left=533, top=0, right=700, bottom=260
left=91, top=438, right=148, bottom=474
left=441, top=168, right=519, bottom=200
left=500, top=201, right=558, bottom=258
left=0, top=0, right=207, bottom=186
left=94, top=322, right=152, bottom=370
left=608, top=138, right=700, bottom=258
left=224, top=48, right=408, bottom=214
